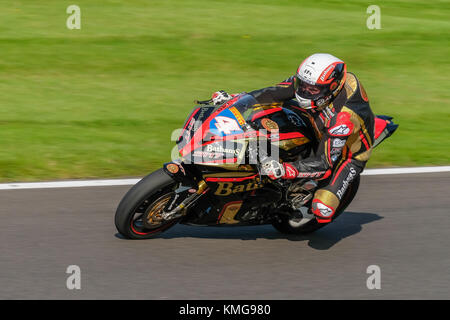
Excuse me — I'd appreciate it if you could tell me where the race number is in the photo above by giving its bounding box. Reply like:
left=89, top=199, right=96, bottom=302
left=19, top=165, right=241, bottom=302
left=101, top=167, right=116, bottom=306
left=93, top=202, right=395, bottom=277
left=214, top=116, right=241, bottom=134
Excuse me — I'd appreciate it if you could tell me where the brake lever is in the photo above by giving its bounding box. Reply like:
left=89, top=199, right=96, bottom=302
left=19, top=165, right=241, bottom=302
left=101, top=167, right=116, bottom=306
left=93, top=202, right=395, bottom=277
left=195, top=99, right=213, bottom=105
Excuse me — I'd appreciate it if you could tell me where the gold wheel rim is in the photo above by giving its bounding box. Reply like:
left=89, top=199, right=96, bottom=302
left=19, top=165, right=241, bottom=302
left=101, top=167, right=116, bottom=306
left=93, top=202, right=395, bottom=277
left=145, top=193, right=172, bottom=227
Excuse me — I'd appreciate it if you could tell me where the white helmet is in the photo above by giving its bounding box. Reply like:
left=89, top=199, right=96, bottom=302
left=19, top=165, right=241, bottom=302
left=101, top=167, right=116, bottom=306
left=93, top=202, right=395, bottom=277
left=294, top=53, right=347, bottom=109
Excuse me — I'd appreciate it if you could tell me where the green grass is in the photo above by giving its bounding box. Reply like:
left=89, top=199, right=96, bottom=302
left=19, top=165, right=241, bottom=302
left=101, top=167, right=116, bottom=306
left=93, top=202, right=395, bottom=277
left=0, top=0, right=449, bottom=181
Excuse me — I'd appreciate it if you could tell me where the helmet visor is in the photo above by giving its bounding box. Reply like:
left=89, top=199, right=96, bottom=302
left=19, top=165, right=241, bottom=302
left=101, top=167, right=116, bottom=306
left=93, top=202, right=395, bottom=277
left=294, top=76, right=330, bottom=101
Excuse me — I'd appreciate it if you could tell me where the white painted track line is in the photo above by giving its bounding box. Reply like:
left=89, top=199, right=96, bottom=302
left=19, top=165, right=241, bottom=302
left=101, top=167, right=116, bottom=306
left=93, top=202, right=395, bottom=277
left=0, top=179, right=140, bottom=190
left=0, top=166, right=449, bottom=190
left=361, top=166, right=450, bottom=176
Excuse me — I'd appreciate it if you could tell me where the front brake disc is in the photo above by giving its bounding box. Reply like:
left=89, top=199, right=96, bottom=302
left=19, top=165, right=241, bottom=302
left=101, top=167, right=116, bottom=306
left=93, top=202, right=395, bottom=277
left=142, top=193, right=173, bottom=228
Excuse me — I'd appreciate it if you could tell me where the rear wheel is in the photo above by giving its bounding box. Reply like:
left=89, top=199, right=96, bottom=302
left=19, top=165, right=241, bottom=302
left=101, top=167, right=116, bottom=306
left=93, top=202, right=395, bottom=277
left=114, top=168, right=179, bottom=239
left=272, top=176, right=360, bottom=235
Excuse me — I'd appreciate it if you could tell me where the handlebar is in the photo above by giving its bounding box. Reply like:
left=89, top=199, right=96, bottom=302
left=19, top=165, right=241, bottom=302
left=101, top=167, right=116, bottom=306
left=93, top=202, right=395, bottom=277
left=195, top=99, right=213, bottom=105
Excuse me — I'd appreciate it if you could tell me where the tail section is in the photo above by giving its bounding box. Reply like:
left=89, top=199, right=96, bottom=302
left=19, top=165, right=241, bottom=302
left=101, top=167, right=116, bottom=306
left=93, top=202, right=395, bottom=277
left=372, top=115, right=399, bottom=148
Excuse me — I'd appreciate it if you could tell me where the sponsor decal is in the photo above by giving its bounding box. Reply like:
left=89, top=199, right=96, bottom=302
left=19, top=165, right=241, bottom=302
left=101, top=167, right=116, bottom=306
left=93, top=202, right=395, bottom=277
left=193, top=150, right=222, bottom=160
left=166, top=163, right=179, bottom=174
left=336, top=167, right=357, bottom=199
left=316, top=95, right=332, bottom=108
left=329, top=124, right=350, bottom=136
left=214, top=181, right=263, bottom=196
left=297, top=171, right=325, bottom=178
left=206, top=144, right=240, bottom=156
left=287, top=113, right=304, bottom=127
left=229, top=107, right=246, bottom=126
left=190, top=141, right=244, bottom=162
left=193, top=107, right=213, bottom=131
left=331, top=147, right=342, bottom=155
left=261, top=118, right=279, bottom=132
left=198, top=106, right=212, bottom=117
left=303, top=68, right=313, bottom=78
left=284, top=165, right=298, bottom=179
left=319, top=64, right=335, bottom=82
left=333, top=138, right=346, bottom=148
left=316, top=202, right=333, bottom=217
left=186, top=117, right=196, bottom=131
left=330, top=147, right=342, bottom=163
left=324, top=105, right=335, bottom=119
left=316, top=99, right=325, bottom=107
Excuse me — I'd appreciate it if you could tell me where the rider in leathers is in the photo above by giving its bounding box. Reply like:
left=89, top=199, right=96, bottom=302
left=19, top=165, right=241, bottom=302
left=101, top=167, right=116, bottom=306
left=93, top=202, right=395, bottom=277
left=212, top=53, right=375, bottom=223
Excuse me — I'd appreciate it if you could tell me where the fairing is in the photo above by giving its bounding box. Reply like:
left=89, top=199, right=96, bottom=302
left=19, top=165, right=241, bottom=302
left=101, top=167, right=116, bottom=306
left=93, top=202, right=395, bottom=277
left=176, top=94, right=314, bottom=168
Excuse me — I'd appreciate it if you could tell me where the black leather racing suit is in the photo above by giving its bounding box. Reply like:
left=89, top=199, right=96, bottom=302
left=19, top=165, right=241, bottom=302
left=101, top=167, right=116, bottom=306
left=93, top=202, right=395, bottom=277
left=249, top=73, right=375, bottom=223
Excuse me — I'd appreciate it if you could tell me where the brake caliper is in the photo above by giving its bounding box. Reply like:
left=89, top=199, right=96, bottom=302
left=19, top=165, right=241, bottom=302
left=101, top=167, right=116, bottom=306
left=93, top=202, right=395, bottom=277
left=161, top=180, right=208, bottom=221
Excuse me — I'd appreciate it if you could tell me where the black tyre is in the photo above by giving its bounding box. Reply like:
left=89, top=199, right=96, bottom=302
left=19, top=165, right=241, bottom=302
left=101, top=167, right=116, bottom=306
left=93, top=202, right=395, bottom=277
left=272, top=176, right=360, bottom=235
left=114, top=168, right=179, bottom=239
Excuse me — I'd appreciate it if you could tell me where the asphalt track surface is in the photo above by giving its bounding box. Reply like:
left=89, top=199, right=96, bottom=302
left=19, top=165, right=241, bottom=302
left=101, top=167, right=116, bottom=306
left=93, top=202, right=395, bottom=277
left=1, top=172, right=449, bottom=299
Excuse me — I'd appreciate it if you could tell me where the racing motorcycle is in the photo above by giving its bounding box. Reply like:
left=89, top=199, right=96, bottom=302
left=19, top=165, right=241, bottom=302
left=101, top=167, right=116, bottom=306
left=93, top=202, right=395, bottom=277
left=115, top=94, right=398, bottom=239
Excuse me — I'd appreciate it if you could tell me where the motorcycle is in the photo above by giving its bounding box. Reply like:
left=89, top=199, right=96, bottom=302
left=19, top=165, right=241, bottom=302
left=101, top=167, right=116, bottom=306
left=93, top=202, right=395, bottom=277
left=115, top=93, right=398, bottom=239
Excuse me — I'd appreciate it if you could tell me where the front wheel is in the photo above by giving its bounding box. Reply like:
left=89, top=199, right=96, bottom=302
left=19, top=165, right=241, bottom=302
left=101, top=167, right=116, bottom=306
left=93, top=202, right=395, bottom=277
left=114, top=168, right=179, bottom=239
left=272, top=176, right=360, bottom=235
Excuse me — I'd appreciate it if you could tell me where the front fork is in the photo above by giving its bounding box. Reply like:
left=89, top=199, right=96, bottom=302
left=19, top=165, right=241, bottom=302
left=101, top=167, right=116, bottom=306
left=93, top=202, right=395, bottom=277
left=161, top=180, right=208, bottom=221
left=161, top=161, right=209, bottom=221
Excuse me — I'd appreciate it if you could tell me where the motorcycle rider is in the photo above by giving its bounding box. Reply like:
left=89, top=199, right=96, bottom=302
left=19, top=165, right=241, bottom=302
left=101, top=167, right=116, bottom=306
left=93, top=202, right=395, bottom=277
left=211, top=53, right=375, bottom=223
